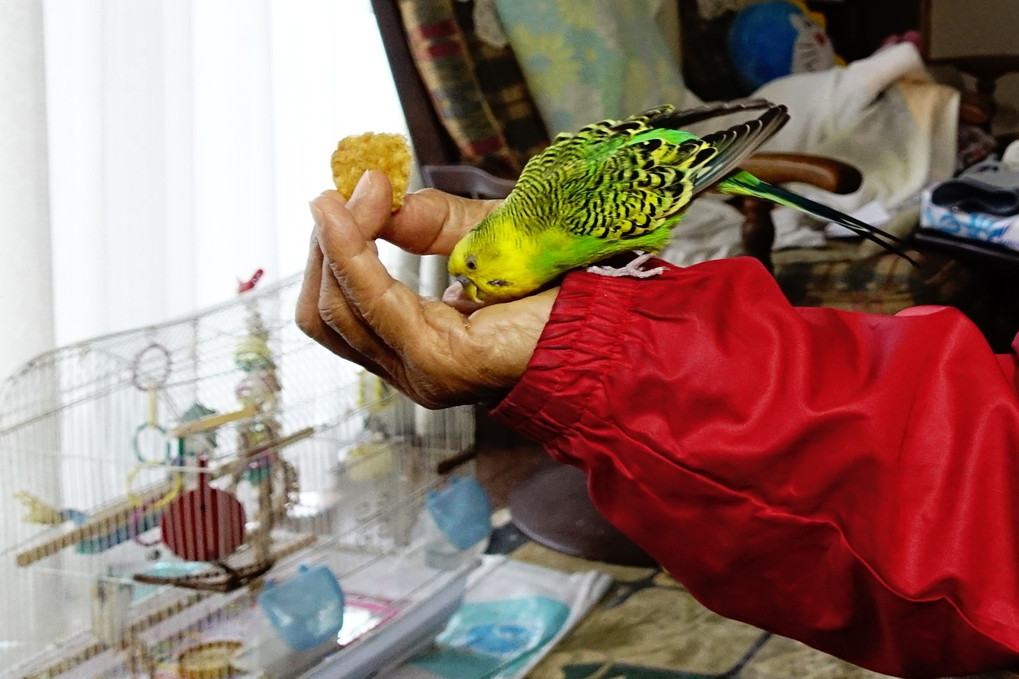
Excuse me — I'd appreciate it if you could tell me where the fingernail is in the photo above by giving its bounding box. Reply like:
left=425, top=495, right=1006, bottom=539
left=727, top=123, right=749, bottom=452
left=309, top=200, right=325, bottom=225
left=350, top=170, right=372, bottom=203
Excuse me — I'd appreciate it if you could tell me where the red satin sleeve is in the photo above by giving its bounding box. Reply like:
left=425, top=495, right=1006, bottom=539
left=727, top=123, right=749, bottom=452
left=490, top=256, right=1019, bottom=677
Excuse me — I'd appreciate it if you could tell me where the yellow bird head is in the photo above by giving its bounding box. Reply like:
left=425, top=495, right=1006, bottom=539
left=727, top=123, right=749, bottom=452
left=447, top=212, right=550, bottom=305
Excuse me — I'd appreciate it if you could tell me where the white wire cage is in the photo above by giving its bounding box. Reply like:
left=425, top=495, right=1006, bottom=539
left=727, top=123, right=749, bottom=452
left=0, top=271, right=477, bottom=678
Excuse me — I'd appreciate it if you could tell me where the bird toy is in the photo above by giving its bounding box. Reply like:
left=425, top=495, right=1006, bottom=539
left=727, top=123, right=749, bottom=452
left=129, top=343, right=173, bottom=463
left=159, top=454, right=246, bottom=562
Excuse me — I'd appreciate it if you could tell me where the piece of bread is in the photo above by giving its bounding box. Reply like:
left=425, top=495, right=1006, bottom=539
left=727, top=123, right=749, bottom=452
left=331, top=132, right=411, bottom=212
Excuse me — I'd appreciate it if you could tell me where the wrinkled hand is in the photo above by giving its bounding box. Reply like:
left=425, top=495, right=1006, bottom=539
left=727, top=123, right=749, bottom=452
left=296, top=171, right=556, bottom=409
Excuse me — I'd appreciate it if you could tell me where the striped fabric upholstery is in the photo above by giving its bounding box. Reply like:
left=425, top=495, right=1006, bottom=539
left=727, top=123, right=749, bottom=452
left=774, top=243, right=988, bottom=324
left=398, top=0, right=549, bottom=177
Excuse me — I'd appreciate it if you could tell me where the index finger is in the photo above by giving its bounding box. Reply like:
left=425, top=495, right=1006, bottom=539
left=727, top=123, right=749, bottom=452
left=380, top=189, right=501, bottom=256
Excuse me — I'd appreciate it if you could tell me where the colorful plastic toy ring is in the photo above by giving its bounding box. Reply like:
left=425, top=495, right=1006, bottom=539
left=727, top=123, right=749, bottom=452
left=133, top=422, right=171, bottom=463
left=130, top=343, right=173, bottom=392
left=131, top=498, right=163, bottom=547
left=125, top=460, right=183, bottom=510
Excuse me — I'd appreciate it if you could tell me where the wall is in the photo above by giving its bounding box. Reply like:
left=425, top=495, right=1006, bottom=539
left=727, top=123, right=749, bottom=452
left=656, top=0, right=682, bottom=65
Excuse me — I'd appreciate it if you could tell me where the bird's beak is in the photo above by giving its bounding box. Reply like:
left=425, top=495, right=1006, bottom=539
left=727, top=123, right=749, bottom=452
left=455, top=275, right=482, bottom=303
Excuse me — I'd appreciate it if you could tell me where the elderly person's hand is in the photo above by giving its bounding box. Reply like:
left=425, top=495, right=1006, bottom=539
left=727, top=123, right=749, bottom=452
left=296, top=171, right=556, bottom=409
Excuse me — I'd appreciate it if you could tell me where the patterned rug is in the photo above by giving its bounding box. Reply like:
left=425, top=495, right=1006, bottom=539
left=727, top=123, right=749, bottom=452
left=485, top=514, right=1015, bottom=679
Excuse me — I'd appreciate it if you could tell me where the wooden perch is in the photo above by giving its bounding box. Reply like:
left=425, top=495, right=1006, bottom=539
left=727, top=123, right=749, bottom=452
left=246, top=426, right=315, bottom=455
left=169, top=404, right=259, bottom=438
left=16, top=480, right=177, bottom=567
left=15, top=428, right=316, bottom=567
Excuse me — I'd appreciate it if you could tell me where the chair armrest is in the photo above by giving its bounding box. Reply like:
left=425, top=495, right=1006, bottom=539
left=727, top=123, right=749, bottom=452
left=959, top=90, right=995, bottom=128
left=422, top=164, right=517, bottom=199
left=733, top=153, right=866, bottom=271
left=740, top=153, right=862, bottom=195
left=930, top=54, right=1019, bottom=94
left=928, top=54, right=1019, bottom=130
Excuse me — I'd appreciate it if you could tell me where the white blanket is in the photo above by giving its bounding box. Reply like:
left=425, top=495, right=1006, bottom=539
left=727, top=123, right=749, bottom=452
left=664, top=43, right=960, bottom=261
left=753, top=42, right=960, bottom=249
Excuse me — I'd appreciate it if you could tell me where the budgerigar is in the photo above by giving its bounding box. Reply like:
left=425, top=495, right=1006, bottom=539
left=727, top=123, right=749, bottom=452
left=447, top=100, right=912, bottom=304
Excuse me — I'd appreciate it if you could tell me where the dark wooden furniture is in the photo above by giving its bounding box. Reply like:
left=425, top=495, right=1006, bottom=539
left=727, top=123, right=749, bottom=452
left=919, top=0, right=1019, bottom=138
left=798, top=0, right=1019, bottom=137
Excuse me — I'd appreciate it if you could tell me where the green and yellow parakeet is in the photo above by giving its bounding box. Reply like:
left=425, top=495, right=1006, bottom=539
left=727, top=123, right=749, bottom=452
left=448, top=100, right=912, bottom=304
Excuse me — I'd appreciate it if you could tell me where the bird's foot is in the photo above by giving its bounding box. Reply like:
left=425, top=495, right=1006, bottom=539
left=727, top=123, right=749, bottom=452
left=586, top=252, right=665, bottom=279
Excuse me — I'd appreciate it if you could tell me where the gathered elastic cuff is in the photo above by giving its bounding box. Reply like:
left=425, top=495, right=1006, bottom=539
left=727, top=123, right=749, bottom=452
left=488, top=271, right=636, bottom=445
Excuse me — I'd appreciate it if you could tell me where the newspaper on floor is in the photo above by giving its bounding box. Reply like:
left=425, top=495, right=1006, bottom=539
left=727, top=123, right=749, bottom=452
left=389, top=554, right=613, bottom=679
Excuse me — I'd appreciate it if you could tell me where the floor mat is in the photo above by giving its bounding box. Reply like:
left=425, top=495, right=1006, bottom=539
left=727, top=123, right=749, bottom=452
left=490, top=523, right=895, bottom=679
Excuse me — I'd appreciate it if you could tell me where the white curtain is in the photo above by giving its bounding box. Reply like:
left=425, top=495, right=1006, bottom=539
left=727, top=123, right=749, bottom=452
left=0, top=0, right=54, bottom=382
left=40, top=0, right=412, bottom=348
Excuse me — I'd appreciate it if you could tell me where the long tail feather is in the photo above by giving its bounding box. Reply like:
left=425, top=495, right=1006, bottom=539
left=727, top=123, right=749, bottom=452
left=721, top=172, right=918, bottom=266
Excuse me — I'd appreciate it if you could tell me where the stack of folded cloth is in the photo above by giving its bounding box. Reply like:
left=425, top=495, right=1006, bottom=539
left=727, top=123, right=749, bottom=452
left=921, top=157, right=1019, bottom=251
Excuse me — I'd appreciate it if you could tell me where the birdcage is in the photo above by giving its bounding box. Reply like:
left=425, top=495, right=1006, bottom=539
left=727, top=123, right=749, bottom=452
left=0, top=271, right=479, bottom=678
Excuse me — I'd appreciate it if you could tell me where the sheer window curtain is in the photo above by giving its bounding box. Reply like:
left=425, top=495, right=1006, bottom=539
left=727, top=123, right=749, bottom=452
left=39, top=0, right=419, bottom=353
left=1, top=1, right=454, bottom=659
left=1, top=0, right=54, bottom=383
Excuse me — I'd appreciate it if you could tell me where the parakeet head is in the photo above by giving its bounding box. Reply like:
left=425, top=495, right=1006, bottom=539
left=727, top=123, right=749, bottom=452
left=448, top=234, right=527, bottom=304
left=448, top=212, right=552, bottom=304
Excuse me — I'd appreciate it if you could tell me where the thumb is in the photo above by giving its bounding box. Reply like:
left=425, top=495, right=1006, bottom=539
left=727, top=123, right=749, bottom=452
left=346, top=170, right=394, bottom=241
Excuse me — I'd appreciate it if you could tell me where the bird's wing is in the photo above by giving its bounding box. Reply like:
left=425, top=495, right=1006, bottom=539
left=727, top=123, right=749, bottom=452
left=514, top=101, right=789, bottom=243
left=651, top=98, right=779, bottom=130
left=550, top=132, right=708, bottom=241
left=669, top=101, right=790, bottom=194
left=515, top=105, right=676, bottom=192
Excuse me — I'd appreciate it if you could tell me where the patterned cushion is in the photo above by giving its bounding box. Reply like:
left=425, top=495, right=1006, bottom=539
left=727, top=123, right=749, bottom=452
left=398, top=0, right=548, bottom=177
left=773, top=242, right=1019, bottom=352
left=774, top=243, right=968, bottom=316
left=492, top=0, right=696, bottom=135
left=449, top=1, right=549, bottom=164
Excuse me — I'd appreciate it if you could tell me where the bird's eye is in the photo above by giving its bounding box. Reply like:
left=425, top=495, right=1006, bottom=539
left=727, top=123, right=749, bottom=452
left=466, top=255, right=477, bottom=271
